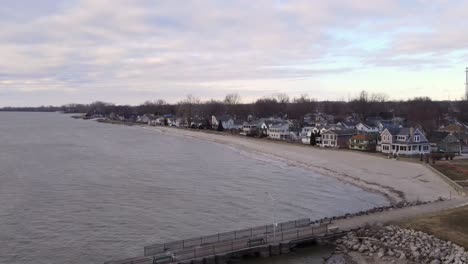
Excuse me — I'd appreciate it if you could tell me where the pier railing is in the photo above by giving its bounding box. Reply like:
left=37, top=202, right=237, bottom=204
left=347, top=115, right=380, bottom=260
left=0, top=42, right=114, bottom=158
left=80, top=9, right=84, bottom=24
left=167, top=223, right=330, bottom=262
left=106, top=219, right=334, bottom=264
left=144, top=218, right=313, bottom=256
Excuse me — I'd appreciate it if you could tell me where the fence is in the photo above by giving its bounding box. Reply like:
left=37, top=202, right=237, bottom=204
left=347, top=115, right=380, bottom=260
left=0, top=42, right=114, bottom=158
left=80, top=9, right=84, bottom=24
left=144, top=218, right=313, bottom=256
left=166, top=224, right=330, bottom=262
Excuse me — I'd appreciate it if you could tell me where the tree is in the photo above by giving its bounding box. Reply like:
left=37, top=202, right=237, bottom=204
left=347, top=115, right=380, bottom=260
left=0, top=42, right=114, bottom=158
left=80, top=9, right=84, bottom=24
left=274, top=93, right=290, bottom=104
left=177, top=94, right=201, bottom=126
left=217, top=121, right=224, bottom=131
left=224, top=93, right=241, bottom=105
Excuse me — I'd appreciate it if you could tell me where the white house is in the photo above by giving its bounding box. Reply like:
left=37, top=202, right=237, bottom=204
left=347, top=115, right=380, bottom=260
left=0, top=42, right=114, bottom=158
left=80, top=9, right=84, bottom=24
left=212, top=115, right=235, bottom=130
left=336, top=121, right=356, bottom=129
left=300, top=126, right=314, bottom=144
left=241, top=121, right=258, bottom=136
left=378, top=127, right=430, bottom=155
left=320, top=129, right=356, bottom=148
left=267, top=123, right=290, bottom=140
left=355, top=122, right=379, bottom=134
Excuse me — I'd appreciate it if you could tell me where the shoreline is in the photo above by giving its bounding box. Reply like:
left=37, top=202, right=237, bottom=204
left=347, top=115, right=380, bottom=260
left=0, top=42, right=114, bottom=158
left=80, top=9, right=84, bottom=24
left=88, top=118, right=460, bottom=204
left=150, top=125, right=458, bottom=204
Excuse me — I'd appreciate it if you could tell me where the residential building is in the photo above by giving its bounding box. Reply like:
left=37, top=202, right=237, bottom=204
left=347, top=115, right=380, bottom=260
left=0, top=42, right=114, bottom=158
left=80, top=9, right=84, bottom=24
left=300, top=127, right=314, bottom=144
left=212, top=115, right=235, bottom=130
left=378, top=127, right=430, bottom=155
left=267, top=123, right=290, bottom=140
left=349, top=134, right=377, bottom=151
left=241, top=121, right=258, bottom=136
left=355, top=122, right=379, bottom=134
left=320, top=129, right=356, bottom=148
left=336, top=121, right=356, bottom=129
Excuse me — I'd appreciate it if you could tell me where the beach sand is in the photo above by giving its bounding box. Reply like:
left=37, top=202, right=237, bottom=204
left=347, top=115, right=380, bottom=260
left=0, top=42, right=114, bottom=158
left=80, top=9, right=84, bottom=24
left=154, top=126, right=459, bottom=204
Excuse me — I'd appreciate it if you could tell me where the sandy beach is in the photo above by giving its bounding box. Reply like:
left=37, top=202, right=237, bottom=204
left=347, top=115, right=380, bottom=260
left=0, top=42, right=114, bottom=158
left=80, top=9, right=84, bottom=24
left=153, top=126, right=459, bottom=204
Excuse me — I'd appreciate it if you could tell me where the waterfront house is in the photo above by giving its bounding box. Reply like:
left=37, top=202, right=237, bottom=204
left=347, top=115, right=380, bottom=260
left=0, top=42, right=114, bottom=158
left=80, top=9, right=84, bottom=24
left=231, top=119, right=245, bottom=131
left=378, top=127, right=430, bottom=155
left=320, top=129, right=356, bottom=149
left=267, top=122, right=290, bottom=140
left=212, top=115, right=235, bottom=130
left=349, top=134, right=377, bottom=151
left=175, top=117, right=189, bottom=127
left=300, top=126, right=314, bottom=144
left=257, top=119, right=284, bottom=137
left=241, top=121, right=259, bottom=136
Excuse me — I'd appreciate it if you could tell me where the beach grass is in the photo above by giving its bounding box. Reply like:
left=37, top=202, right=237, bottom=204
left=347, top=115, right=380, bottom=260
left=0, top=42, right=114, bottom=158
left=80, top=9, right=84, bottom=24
left=398, top=205, right=468, bottom=249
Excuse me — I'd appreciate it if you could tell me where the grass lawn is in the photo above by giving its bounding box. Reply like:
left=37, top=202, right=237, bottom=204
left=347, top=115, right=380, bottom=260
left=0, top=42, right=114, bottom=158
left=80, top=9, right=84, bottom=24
left=432, top=159, right=468, bottom=187
left=398, top=205, right=468, bottom=249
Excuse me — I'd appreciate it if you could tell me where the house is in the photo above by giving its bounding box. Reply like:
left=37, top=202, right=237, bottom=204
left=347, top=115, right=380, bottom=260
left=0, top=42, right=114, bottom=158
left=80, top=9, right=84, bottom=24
left=137, top=114, right=153, bottom=124
left=241, top=121, right=258, bottom=136
left=355, top=122, right=379, bottom=134
left=427, top=131, right=450, bottom=153
left=320, top=129, right=356, bottom=149
left=439, top=122, right=468, bottom=133
left=166, top=116, right=177, bottom=126
left=231, top=119, right=245, bottom=131
left=190, top=117, right=209, bottom=129
left=349, top=134, right=377, bottom=152
left=453, top=132, right=468, bottom=153
left=336, top=121, right=356, bottom=129
left=378, top=127, right=430, bottom=155
left=267, top=122, right=290, bottom=140
left=310, top=125, right=332, bottom=145
left=149, top=116, right=166, bottom=126
left=303, top=113, right=332, bottom=126
left=300, top=127, right=314, bottom=144
left=438, top=134, right=463, bottom=154
left=212, top=115, right=235, bottom=130
left=175, top=117, right=189, bottom=127
left=257, top=119, right=284, bottom=137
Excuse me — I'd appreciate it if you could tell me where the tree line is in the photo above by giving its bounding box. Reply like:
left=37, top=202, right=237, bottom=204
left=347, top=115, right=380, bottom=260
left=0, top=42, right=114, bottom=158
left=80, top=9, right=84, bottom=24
left=2, top=92, right=468, bottom=132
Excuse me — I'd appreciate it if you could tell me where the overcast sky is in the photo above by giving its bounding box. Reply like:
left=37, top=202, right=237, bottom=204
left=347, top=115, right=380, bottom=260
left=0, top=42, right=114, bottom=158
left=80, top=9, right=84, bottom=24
left=1, top=0, right=467, bottom=106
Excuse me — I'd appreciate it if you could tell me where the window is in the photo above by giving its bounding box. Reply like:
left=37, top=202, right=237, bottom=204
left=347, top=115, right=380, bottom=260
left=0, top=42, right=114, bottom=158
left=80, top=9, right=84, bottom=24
left=415, top=135, right=420, bottom=142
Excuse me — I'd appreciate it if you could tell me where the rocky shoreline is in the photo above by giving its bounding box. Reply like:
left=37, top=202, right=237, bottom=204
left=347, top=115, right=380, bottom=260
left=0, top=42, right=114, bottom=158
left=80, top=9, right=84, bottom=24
left=331, top=224, right=467, bottom=264
left=311, top=198, right=445, bottom=227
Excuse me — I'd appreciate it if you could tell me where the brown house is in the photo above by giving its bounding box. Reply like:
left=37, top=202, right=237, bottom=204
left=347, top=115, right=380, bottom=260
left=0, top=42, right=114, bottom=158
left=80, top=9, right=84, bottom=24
left=349, top=134, right=377, bottom=151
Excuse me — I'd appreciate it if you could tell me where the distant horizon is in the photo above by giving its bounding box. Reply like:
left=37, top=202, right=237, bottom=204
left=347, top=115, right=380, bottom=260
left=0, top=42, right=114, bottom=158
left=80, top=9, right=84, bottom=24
left=0, top=94, right=465, bottom=109
left=1, top=1, right=468, bottom=106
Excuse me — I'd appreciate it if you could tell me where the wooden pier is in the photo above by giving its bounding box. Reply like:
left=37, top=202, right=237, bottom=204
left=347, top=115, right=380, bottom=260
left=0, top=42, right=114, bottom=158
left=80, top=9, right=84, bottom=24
left=105, top=218, right=339, bottom=264
left=104, top=198, right=468, bottom=264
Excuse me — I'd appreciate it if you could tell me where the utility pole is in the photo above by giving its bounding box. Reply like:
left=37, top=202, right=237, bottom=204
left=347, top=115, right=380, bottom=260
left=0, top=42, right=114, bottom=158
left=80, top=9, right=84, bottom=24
left=465, top=67, right=468, bottom=100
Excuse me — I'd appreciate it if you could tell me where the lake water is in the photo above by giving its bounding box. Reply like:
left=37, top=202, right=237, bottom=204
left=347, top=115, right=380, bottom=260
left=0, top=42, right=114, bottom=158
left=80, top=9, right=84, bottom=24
left=0, top=112, right=388, bottom=264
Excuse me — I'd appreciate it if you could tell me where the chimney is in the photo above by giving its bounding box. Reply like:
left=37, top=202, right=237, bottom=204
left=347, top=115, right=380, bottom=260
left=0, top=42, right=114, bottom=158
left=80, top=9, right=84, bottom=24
left=410, top=127, right=415, bottom=137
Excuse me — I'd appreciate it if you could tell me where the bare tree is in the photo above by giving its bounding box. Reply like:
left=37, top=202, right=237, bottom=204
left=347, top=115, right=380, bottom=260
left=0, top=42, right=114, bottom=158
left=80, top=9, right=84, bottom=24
left=273, top=93, right=290, bottom=104
left=177, top=94, right=201, bottom=126
left=224, top=93, right=241, bottom=105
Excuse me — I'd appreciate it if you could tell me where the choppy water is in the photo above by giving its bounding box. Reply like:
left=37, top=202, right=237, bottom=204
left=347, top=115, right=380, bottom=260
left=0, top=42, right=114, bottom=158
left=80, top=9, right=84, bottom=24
left=0, top=112, right=388, bottom=264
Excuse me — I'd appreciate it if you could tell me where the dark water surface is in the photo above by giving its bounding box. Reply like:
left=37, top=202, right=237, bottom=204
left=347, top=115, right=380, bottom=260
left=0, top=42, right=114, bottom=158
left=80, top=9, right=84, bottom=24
left=0, top=112, right=388, bottom=264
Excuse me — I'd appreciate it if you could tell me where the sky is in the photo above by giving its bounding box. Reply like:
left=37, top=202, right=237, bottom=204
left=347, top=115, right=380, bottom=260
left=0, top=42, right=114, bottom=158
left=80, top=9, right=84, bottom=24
left=0, top=0, right=467, bottom=106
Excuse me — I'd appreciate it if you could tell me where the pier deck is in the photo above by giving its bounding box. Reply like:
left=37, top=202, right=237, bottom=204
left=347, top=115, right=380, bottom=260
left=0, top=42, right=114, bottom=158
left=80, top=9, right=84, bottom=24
left=105, top=198, right=468, bottom=264
left=105, top=218, right=336, bottom=264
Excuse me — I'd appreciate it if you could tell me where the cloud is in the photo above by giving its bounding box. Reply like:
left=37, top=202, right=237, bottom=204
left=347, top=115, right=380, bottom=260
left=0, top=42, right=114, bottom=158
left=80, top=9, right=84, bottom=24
left=0, top=0, right=467, bottom=106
